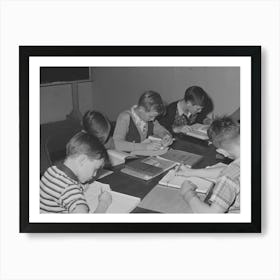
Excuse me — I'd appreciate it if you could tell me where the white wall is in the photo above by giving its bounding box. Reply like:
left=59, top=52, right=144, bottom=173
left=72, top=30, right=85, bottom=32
left=40, top=67, right=239, bottom=123
left=92, top=67, right=239, bottom=121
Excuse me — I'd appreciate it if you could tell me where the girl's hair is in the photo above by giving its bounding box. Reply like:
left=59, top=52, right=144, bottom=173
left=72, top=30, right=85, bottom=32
left=66, top=132, right=108, bottom=161
left=207, top=116, right=240, bottom=148
left=82, top=110, right=111, bottom=144
left=184, top=86, right=210, bottom=108
left=138, top=90, right=165, bottom=115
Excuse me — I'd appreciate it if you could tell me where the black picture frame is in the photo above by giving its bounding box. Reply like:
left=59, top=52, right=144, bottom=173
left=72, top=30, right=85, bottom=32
left=20, top=46, right=261, bottom=233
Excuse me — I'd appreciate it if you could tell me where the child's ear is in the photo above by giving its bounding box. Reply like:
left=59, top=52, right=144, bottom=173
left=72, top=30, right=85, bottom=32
left=77, top=154, right=88, bottom=166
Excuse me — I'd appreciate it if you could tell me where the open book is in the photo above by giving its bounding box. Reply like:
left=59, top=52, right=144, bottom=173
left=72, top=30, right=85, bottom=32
left=158, top=169, right=214, bottom=194
left=84, top=181, right=140, bottom=213
left=185, top=123, right=209, bottom=140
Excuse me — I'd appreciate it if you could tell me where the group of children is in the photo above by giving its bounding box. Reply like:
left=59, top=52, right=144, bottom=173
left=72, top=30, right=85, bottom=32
left=40, top=86, right=240, bottom=214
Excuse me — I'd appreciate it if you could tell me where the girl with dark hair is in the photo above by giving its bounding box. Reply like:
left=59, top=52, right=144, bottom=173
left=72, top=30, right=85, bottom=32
left=158, top=86, right=213, bottom=134
left=82, top=110, right=114, bottom=149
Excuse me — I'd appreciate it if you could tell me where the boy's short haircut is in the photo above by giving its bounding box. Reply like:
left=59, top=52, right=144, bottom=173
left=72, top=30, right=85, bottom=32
left=66, top=132, right=108, bottom=161
left=82, top=110, right=111, bottom=144
left=207, top=116, right=240, bottom=148
left=138, top=90, right=165, bottom=115
left=184, top=86, right=209, bottom=108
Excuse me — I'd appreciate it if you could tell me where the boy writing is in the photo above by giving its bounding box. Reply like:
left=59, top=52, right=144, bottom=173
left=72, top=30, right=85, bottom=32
left=178, top=116, right=240, bottom=213
left=158, top=86, right=213, bottom=134
left=113, top=90, right=173, bottom=152
left=40, top=132, right=112, bottom=213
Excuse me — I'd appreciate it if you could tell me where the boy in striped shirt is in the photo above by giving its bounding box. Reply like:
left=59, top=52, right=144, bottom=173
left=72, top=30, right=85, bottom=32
left=40, top=132, right=112, bottom=213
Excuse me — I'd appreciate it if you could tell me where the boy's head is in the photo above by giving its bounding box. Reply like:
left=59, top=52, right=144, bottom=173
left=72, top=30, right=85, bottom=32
left=137, top=90, right=165, bottom=122
left=207, top=116, right=240, bottom=158
left=82, top=110, right=111, bottom=144
left=65, top=132, right=108, bottom=183
left=182, top=86, right=210, bottom=115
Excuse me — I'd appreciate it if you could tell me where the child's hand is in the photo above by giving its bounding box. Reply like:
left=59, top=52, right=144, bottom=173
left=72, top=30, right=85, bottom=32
left=161, top=134, right=173, bottom=147
left=176, top=165, right=193, bottom=176
left=98, top=191, right=112, bottom=208
left=142, top=138, right=152, bottom=144
left=145, top=141, right=162, bottom=151
left=180, top=125, right=193, bottom=134
left=100, top=184, right=111, bottom=193
left=180, top=180, right=197, bottom=202
left=173, top=125, right=192, bottom=134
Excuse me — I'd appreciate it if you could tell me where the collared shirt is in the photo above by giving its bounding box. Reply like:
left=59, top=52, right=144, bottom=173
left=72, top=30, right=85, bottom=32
left=209, top=158, right=240, bottom=213
left=173, top=102, right=194, bottom=128
left=177, top=101, right=191, bottom=118
left=40, top=163, right=89, bottom=213
left=131, top=105, right=148, bottom=135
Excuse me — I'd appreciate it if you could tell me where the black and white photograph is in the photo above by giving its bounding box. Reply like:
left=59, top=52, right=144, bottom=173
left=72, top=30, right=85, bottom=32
left=20, top=46, right=260, bottom=233
left=3, top=1, right=280, bottom=279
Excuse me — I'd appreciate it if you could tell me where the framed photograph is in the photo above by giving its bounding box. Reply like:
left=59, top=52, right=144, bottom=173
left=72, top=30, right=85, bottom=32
left=20, top=46, right=261, bottom=233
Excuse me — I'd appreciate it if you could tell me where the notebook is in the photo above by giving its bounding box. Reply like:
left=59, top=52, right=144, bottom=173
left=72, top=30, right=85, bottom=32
left=157, top=149, right=203, bottom=168
left=97, top=169, right=114, bottom=179
left=138, top=184, right=193, bottom=213
left=121, top=156, right=177, bottom=181
left=158, top=169, right=214, bottom=194
left=84, top=181, right=140, bottom=213
left=185, top=123, right=209, bottom=140
left=107, top=149, right=137, bottom=166
left=130, top=147, right=169, bottom=157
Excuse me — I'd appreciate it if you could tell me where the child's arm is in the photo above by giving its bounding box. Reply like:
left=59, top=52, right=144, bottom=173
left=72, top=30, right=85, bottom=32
left=153, top=120, right=173, bottom=146
left=61, top=185, right=90, bottom=213
left=176, top=165, right=225, bottom=179
left=172, top=125, right=192, bottom=134
left=113, top=112, right=147, bottom=151
left=180, top=181, right=225, bottom=213
left=71, top=204, right=89, bottom=213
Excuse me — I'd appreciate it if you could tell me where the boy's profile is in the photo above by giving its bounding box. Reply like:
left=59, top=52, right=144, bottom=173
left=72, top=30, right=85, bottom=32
left=40, top=132, right=112, bottom=213
left=178, top=116, right=240, bottom=213
left=159, top=86, right=213, bottom=134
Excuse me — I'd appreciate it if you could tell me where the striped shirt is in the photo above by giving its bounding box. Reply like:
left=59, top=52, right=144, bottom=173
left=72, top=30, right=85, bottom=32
left=40, top=163, right=89, bottom=213
left=209, top=158, right=240, bottom=213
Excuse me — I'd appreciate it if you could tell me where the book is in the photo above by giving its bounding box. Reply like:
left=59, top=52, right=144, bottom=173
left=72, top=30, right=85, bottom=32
left=130, top=147, right=168, bottom=157
left=157, top=149, right=203, bottom=168
left=185, top=123, right=210, bottom=140
left=216, top=148, right=234, bottom=159
left=97, top=169, right=114, bottom=179
left=121, top=156, right=177, bottom=181
left=84, top=181, right=140, bottom=213
left=206, top=162, right=227, bottom=169
left=138, top=184, right=193, bottom=213
left=158, top=169, right=214, bottom=194
left=107, top=149, right=137, bottom=166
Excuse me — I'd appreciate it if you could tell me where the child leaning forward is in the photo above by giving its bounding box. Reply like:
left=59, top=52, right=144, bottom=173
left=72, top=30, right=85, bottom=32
left=40, top=132, right=112, bottom=213
left=113, top=90, right=173, bottom=152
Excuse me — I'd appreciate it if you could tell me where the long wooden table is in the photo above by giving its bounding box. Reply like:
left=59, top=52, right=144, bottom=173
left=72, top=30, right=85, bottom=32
left=98, top=134, right=231, bottom=213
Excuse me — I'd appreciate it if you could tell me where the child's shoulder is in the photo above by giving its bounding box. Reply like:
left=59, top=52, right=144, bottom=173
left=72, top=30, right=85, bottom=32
left=43, top=165, right=77, bottom=186
left=117, top=110, right=132, bottom=122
